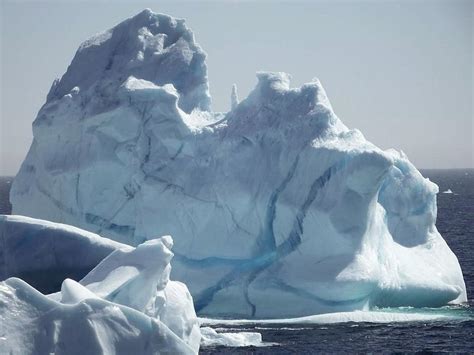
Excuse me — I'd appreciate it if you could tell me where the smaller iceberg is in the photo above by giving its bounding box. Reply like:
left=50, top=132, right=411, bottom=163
left=0, top=233, right=201, bottom=354
left=200, top=327, right=273, bottom=348
left=0, top=214, right=130, bottom=293
left=442, top=189, right=454, bottom=194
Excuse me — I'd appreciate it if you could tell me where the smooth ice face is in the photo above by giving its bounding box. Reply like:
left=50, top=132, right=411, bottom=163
left=10, top=9, right=467, bottom=318
left=0, top=236, right=201, bottom=354
left=0, top=215, right=131, bottom=293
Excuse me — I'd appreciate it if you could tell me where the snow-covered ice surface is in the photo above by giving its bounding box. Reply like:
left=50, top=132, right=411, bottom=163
left=11, top=9, right=467, bottom=318
left=0, top=235, right=201, bottom=354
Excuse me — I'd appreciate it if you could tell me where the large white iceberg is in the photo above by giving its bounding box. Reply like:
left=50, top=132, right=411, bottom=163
left=0, top=233, right=201, bottom=354
left=10, top=9, right=466, bottom=317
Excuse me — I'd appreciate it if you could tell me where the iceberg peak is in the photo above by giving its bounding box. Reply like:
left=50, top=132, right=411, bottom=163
left=223, top=71, right=342, bottom=141
left=46, top=9, right=211, bottom=113
left=255, top=71, right=292, bottom=93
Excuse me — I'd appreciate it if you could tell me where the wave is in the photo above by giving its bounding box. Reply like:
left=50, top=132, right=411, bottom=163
left=200, top=308, right=471, bottom=326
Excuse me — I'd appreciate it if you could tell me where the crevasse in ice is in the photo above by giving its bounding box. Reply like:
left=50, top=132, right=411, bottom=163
left=10, top=9, right=467, bottom=318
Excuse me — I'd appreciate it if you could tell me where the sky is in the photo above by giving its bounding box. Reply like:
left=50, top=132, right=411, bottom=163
left=0, top=0, right=472, bottom=175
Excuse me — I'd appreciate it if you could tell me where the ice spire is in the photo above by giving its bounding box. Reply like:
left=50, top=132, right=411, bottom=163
left=230, top=84, right=239, bottom=110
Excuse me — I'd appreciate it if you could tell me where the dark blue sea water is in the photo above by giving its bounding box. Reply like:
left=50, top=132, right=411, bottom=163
left=1, top=169, right=473, bottom=353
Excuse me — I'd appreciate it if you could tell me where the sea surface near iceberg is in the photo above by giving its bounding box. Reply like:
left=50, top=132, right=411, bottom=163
left=1, top=169, right=473, bottom=352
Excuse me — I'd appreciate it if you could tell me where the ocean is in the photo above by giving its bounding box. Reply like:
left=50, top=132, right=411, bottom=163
left=1, top=169, right=473, bottom=353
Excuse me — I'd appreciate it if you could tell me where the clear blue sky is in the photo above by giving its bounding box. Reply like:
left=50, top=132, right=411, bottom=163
left=1, top=0, right=472, bottom=175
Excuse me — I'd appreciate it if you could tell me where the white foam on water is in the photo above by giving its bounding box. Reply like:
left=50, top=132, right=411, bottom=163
left=199, top=309, right=471, bottom=348
left=199, top=309, right=466, bottom=326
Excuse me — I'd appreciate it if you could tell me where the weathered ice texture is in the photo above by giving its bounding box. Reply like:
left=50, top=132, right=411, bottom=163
left=0, top=234, right=201, bottom=354
left=11, top=9, right=467, bottom=318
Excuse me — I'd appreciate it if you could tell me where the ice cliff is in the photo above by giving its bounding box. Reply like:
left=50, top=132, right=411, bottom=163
left=10, top=9, right=467, bottom=318
left=0, top=220, right=200, bottom=354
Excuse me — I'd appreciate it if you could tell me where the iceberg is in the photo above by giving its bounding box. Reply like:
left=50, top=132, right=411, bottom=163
left=0, top=234, right=201, bottom=354
left=10, top=9, right=467, bottom=318
left=0, top=214, right=131, bottom=293
left=200, top=327, right=273, bottom=348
